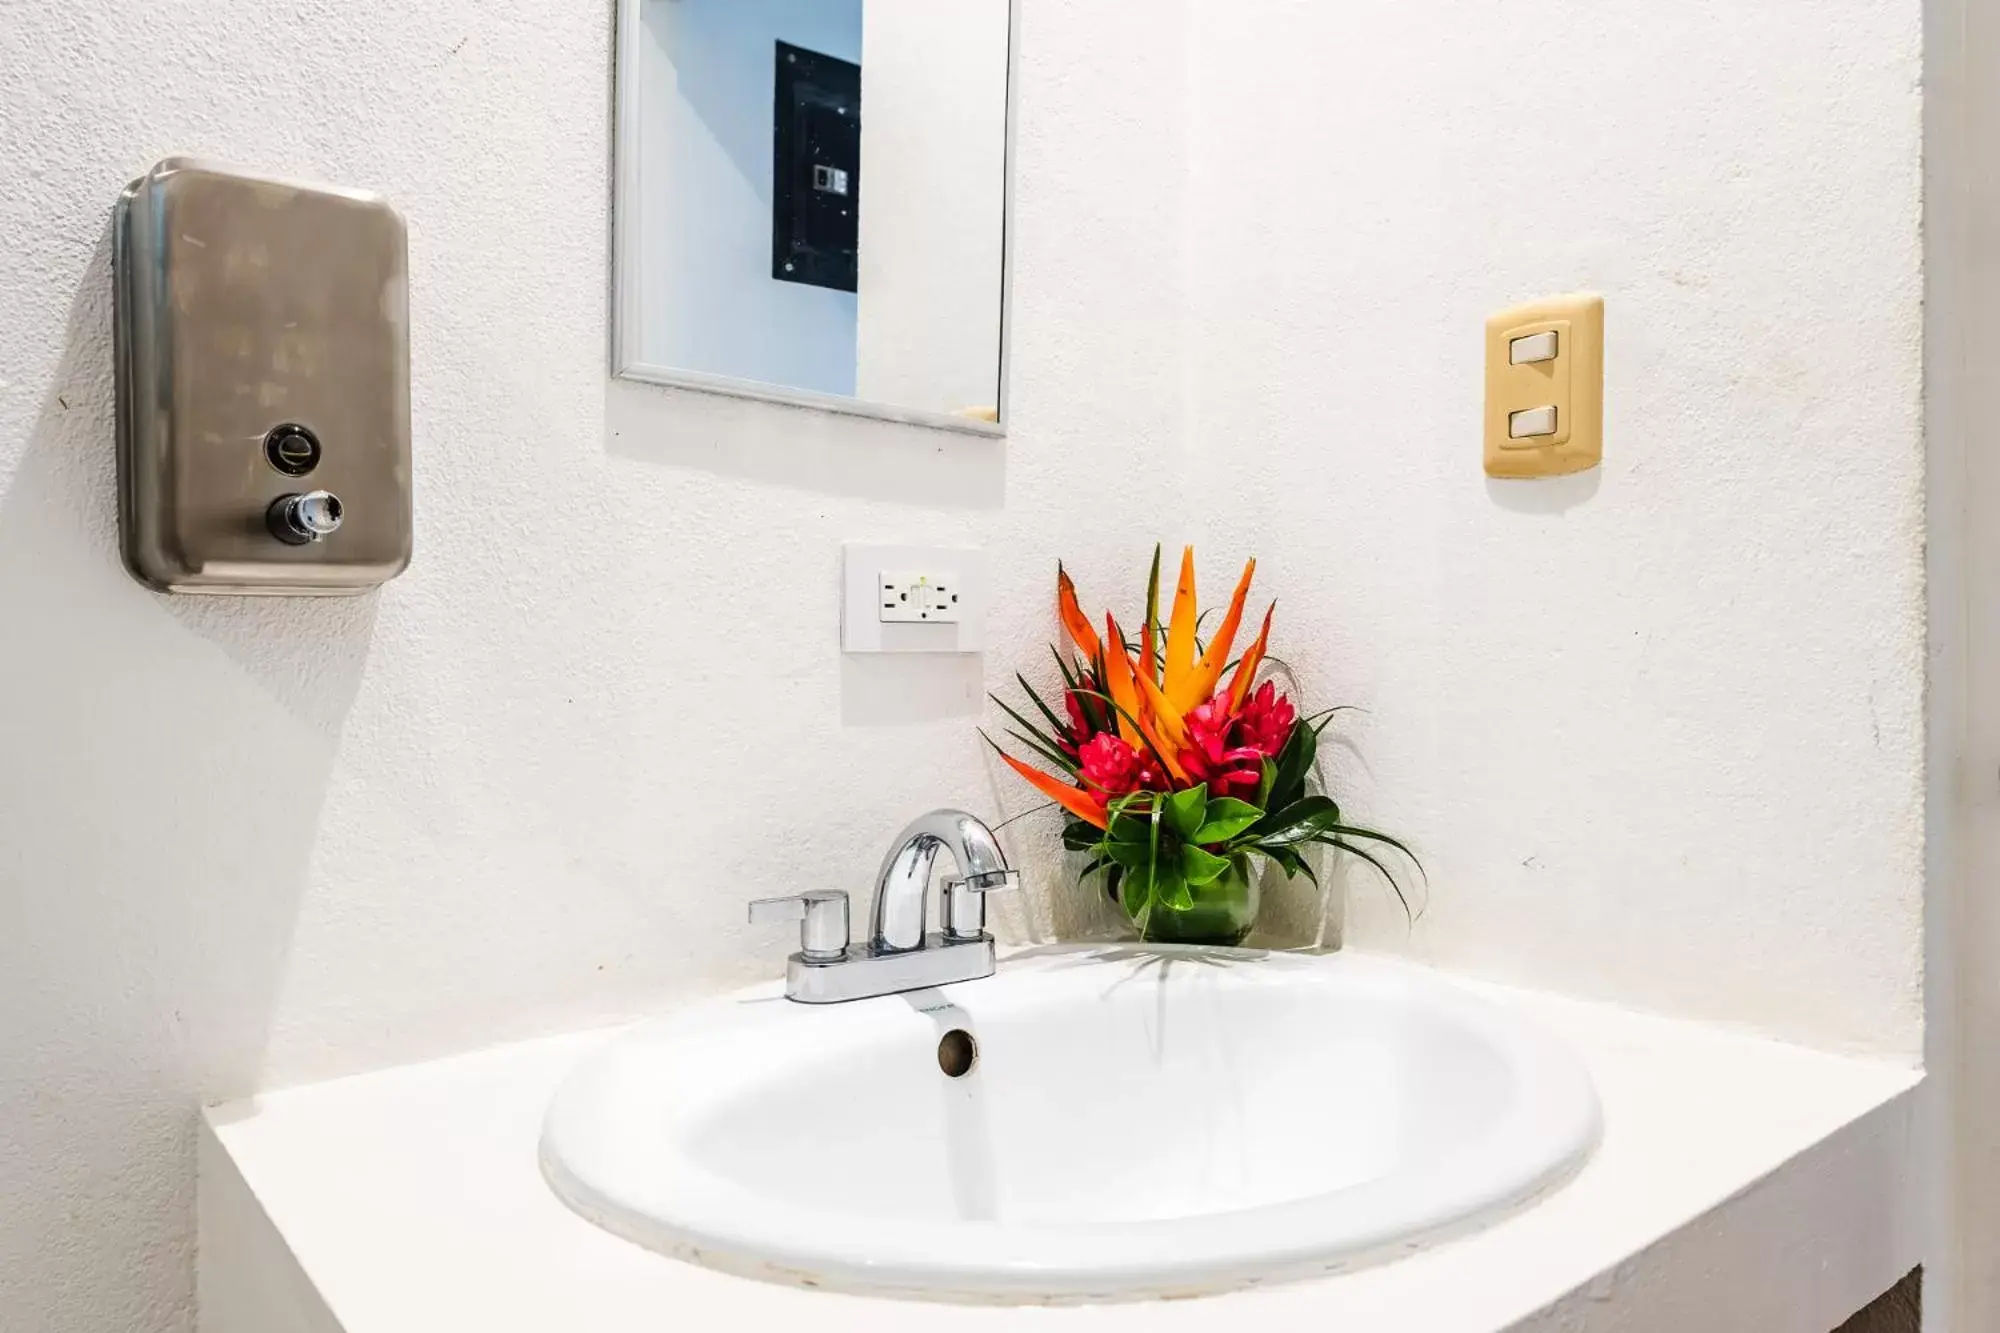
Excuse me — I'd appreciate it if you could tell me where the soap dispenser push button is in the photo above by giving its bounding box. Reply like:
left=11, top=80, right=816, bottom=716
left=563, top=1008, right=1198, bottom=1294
left=267, top=491, right=345, bottom=545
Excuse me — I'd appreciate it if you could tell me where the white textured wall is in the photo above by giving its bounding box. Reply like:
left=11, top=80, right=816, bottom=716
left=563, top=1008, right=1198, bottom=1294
left=1181, top=0, right=1926, bottom=1057
left=637, top=0, right=862, bottom=394
left=0, top=4, right=1188, bottom=1329
left=855, top=0, right=1010, bottom=415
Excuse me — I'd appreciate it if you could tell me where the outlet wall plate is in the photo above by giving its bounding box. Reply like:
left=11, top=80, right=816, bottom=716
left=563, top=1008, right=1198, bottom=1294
left=842, top=544, right=988, bottom=653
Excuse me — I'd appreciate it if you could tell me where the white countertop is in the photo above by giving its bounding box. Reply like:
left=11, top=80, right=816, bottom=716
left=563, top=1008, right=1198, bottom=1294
left=198, top=956, right=1925, bottom=1333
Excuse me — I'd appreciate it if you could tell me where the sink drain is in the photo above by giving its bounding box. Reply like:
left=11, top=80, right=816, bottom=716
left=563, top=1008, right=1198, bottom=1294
left=937, top=1029, right=977, bottom=1078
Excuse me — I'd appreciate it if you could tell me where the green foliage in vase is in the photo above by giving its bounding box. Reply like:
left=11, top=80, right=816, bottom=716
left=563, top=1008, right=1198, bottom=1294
left=987, top=545, right=1420, bottom=938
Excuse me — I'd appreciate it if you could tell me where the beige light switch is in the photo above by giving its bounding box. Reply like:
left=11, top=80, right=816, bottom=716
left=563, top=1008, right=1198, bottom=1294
left=1484, top=293, right=1604, bottom=479
left=1509, top=331, right=1559, bottom=364
left=1509, top=405, right=1558, bottom=438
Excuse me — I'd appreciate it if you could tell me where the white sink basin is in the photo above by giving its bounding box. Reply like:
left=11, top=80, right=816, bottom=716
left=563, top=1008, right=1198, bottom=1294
left=540, top=945, right=1600, bottom=1302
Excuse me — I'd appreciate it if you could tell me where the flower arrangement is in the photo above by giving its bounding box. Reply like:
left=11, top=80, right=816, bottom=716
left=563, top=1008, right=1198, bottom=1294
left=986, top=546, right=1418, bottom=946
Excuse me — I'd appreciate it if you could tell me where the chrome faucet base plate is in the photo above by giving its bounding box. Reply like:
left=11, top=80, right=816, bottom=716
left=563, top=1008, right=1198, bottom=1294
left=784, top=935, right=997, bottom=1004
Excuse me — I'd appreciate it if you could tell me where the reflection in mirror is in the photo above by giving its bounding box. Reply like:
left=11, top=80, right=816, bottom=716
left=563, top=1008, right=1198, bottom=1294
left=614, top=0, right=1013, bottom=433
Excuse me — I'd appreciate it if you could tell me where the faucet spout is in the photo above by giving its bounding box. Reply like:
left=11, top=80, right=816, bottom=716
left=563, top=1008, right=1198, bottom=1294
left=870, top=808, right=1011, bottom=953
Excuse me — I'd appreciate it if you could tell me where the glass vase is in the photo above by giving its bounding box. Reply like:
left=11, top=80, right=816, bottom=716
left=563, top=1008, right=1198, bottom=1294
left=1130, top=852, right=1259, bottom=946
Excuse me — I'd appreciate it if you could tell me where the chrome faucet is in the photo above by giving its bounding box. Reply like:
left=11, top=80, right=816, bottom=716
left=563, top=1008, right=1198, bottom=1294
left=748, top=809, right=1019, bottom=1004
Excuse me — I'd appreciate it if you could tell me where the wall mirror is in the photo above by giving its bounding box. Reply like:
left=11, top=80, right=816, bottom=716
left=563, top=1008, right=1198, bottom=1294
left=613, top=0, right=1015, bottom=435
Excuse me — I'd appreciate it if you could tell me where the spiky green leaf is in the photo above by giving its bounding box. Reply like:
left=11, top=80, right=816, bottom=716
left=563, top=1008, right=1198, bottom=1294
left=989, top=692, right=1076, bottom=766
left=1332, top=837, right=1411, bottom=920
left=1015, top=672, right=1070, bottom=739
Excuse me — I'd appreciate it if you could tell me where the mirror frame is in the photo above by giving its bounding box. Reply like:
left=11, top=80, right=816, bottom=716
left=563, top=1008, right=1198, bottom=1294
left=610, top=0, right=1018, bottom=437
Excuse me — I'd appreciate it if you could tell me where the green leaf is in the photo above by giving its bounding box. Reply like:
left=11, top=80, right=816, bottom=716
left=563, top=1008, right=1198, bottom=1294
left=1104, top=839, right=1153, bottom=871
left=1051, top=648, right=1111, bottom=735
left=1181, top=844, right=1231, bottom=886
left=1255, top=758, right=1276, bottom=808
left=991, top=800, right=1056, bottom=834
left=1327, top=822, right=1424, bottom=874
left=1301, top=705, right=1359, bottom=733
left=1108, top=810, right=1151, bottom=844
left=1002, top=725, right=1080, bottom=777
left=1153, top=860, right=1193, bottom=911
left=1331, top=836, right=1409, bottom=917
left=1193, top=797, right=1263, bottom=844
left=1289, top=821, right=1420, bottom=865
left=1265, top=720, right=1318, bottom=813
left=1260, top=844, right=1306, bottom=879
left=1015, top=672, right=1071, bottom=740
left=1256, top=794, right=1345, bottom=846
left=1149, top=788, right=1163, bottom=862
left=1112, top=791, right=1161, bottom=823
left=1163, top=784, right=1208, bottom=840
left=1061, top=820, right=1103, bottom=852
left=988, top=692, right=1064, bottom=751
left=1120, top=836, right=1160, bottom=921
left=1121, top=862, right=1152, bottom=921
left=989, top=693, right=1078, bottom=769
left=1144, top=544, right=1162, bottom=678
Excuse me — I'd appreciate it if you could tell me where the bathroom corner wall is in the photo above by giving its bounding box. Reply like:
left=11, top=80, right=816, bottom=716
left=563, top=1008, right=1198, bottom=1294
left=1179, top=0, right=1928, bottom=1058
left=1925, top=0, right=1999, bottom=1324
left=0, top=4, right=1191, bottom=1330
left=0, top=1, right=1945, bottom=1329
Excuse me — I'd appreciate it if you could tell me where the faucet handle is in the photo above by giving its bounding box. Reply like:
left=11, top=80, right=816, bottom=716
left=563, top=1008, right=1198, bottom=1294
left=748, top=890, right=849, bottom=963
left=942, top=868, right=1019, bottom=941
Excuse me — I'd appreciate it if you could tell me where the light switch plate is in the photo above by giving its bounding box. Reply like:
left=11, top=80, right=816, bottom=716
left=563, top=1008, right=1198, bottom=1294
left=843, top=544, right=988, bottom=653
left=1484, top=293, right=1604, bottom=479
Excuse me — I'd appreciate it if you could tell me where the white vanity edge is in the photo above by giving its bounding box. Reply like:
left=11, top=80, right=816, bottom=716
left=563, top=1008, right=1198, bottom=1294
left=196, top=958, right=1926, bottom=1333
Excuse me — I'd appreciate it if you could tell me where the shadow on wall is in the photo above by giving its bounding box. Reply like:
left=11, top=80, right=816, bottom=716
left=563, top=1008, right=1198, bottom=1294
left=603, top=375, right=1005, bottom=509
left=1484, top=468, right=1602, bottom=516
left=0, top=218, right=375, bottom=1329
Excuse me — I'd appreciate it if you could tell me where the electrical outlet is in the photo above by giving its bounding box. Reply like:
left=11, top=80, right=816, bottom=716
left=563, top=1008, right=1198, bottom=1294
left=842, top=544, right=987, bottom=653
left=930, top=579, right=962, bottom=621
left=879, top=571, right=961, bottom=624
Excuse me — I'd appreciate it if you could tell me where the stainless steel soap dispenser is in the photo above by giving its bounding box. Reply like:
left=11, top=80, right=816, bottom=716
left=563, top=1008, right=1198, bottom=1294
left=113, top=158, right=412, bottom=595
